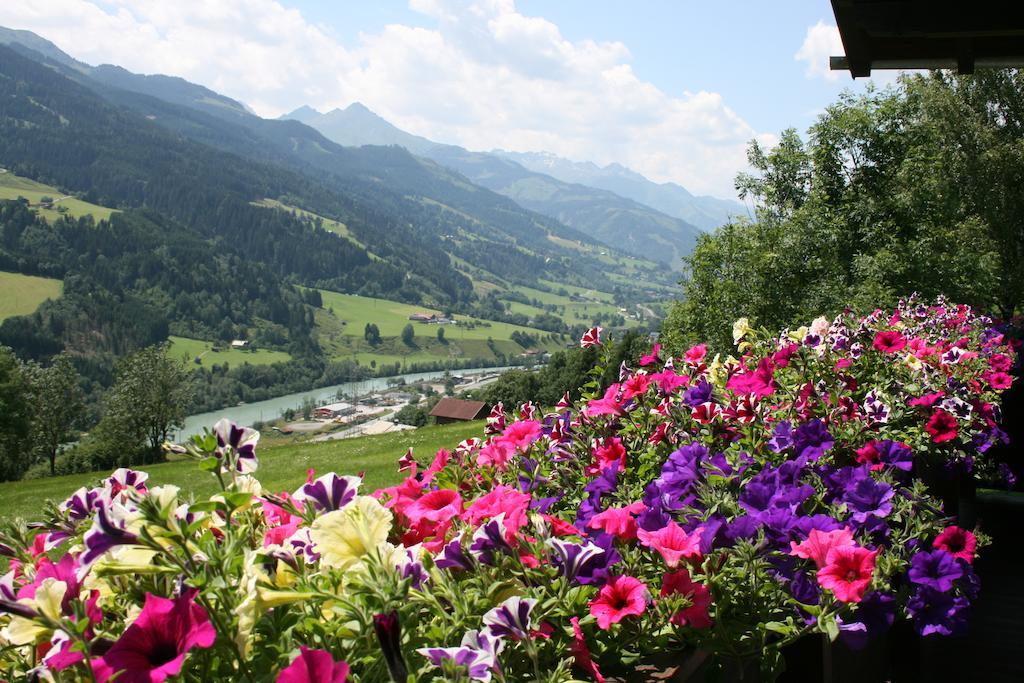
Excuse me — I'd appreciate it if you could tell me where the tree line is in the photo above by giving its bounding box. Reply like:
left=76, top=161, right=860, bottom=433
left=662, top=70, right=1024, bottom=352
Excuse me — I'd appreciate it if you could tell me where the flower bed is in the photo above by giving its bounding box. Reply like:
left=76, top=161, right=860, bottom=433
left=0, top=297, right=1016, bottom=682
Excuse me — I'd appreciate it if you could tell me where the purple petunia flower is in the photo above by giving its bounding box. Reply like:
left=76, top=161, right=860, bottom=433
left=212, top=418, right=260, bottom=474
left=293, top=473, right=359, bottom=512
left=842, top=476, right=894, bottom=524
left=483, top=596, right=535, bottom=640
left=768, top=421, right=794, bottom=453
left=574, top=532, right=620, bottom=586
left=908, top=550, right=964, bottom=592
left=907, top=587, right=971, bottom=637
left=436, top=539, right=474, bottom=572
left=792, top=420, right=834, bottom=461
left=81, top=503, right=140, bottom=567
left=839, top=592, right=896, bottom=650
left=417, top=643, right=496, bottom=682
left=469, top=517, right=514, bottom=565
left=683, top=378, right=714, bottom=407
left=549, top=539, right=605, bottom=583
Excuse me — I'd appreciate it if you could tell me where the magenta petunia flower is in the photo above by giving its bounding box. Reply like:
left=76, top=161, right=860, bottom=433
left=924, top=410, right=958, bottom=443
left=816, top=546, right=878, bottom=603
left=933, top=526, right=977, bottom=564
left=277, top=646, right=349, bottom=683
left=588, top=502, right=646, bottom=541
left=91, top=590, right=216, bottom=683
left=660, top=570, right=713, bottom=628
left=589, top=575, right=648, bottom=629
left=500, top=420, right=543, bottom=452
left=872, top=331, right=907, bottom=354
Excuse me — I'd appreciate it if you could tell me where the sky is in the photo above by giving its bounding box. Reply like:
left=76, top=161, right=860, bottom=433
left=0, top=1, right=900, bottom=200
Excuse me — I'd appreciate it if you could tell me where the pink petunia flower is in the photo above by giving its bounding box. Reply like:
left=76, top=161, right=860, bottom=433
left=909, top=391, right=945, bottom=408
left=986, top=371, right=1013, bottom=390
left=501, top=420, right=543, bottom=452
left=463, top=486, right=532, bottom=541
left=650, top=368, right=689, bottom=395
left=587, top=502, right=646, bottom=541
left=873, top=331, right=907, bottom=354
left=277, top=646, right=349, bottom=683
left=621, top=373, right=652, bottom=400
left=636, top=521, right=703, bottom=569
left=91, top=590, right=216, bottom=683
left=924, top=410, right=958, bottom=443
left=405, top=489, right=463, bottom=525
left=684, top=343, right=707, bottom=366
left=660, top=570, right=713, bottom=628
left=569, top=616, right=606, bottom=682
left=476, top=439, right=516, bottom=469
left=639, top=344, right=662, bottom=366
left=583, top=384, right=627, bottom=418
left=933, top=526, right=977, bottom=564
left=816, top=545, right=878, bottom=603
left=589, top=575, right=648, bottom=630
left=789, top=528, right=855, bottom=568
left=588, top=437, right=627, bottom=475
left=725, top=357, right=777, bottom=397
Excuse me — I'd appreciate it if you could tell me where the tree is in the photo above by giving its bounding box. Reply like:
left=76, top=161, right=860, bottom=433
left=663, top=71, right=1020, bottom=354
left=0, top=347, right=33, bottom=481
left=364, top=322, right=381, bottom=346
left=437, top=327, right=446, bottom=344
left=27, top=354, right=85, bottom=475
left=104, top=344, right=193, bottom=463
left=401, top=323, right=415, bottom=347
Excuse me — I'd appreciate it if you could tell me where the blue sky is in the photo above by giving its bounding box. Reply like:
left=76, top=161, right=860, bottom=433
left=0, top=0, right=889, bottom=199
left=291, top=0, right=869, bottom=138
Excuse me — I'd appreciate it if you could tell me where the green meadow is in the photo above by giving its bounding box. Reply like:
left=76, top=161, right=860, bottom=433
left=0, top=170, right=116, bottom=222
left=167, top=336, right=293, bottom=367
left=0, top=421, right=484, bottom=521
left=0, top=271, right=63, bottom=321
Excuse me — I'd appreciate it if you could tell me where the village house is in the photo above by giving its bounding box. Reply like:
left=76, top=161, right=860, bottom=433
left=429, top=397, right=489, bottom=425
left=314, top=401, right=356, bottom=419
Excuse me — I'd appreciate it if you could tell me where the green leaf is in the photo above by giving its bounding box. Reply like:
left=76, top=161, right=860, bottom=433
left=198, top=456, right=220, bottom=472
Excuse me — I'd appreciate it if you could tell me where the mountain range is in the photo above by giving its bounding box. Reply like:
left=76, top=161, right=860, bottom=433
left=283, top=103, right=744, bottom=266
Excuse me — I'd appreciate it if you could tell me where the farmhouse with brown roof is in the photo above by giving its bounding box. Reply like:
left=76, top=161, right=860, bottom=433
left=429, top=397, right=489, bottom=424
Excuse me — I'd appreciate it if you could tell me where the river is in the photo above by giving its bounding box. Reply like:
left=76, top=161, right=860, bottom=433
left=174, top=365, right=519, bottom=442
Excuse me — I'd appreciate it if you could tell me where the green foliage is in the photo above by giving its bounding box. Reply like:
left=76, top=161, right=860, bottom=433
left=78, top=344, right=193, bottom=470
left=25, top=354, right=85, bottom=475
left=364, top=322, right=381, bottom=346
left=400, top=323, right=415, bottom=347
left=0, top=347, right=32, bottom=481
left=663, top=72, right=1022, bottom=354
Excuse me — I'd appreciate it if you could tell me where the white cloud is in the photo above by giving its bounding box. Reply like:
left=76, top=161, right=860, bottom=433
left=795, top=21, right=844, bottom=82
left=0, top=0, right=767, bottom=198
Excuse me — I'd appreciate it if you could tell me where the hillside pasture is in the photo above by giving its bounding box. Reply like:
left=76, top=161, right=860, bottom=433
left=0, top=170, right=116, bottom=222
left=168, top=335, right=292, bottom=367
left=0, top=421, right=485, bottom=521
left=0, top=271, right=63, bottom=321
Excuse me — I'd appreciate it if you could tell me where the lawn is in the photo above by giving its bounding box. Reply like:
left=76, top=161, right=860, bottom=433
left=318, top=290, right=561, bottom=341
left=167, top=335, right=293, bottom=367
left=0, top=170, right=116, bottom=222
left=0, top=271, right=63, bottom=321
left=0, top=421, right=485, bottom=521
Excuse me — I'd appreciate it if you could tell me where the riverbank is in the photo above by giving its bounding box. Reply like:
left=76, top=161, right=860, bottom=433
left=176, top=365, right=518, bottom=442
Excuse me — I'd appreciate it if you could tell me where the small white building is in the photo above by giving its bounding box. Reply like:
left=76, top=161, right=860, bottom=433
left=230, top=340, right=249, bottom=349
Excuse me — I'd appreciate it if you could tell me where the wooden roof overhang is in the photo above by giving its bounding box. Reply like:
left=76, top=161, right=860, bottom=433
left=830, top=0, right=1024, bottom=77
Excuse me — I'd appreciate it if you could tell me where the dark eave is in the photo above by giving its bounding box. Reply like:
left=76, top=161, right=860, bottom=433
left=830, top=0, right=1024, bottom=77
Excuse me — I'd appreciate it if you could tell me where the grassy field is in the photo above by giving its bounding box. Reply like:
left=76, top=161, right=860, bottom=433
left=318, top=290, right=562, bottom=342
left=0, top=421, right=485, bottom=521
left=0, top=170, right=116, bottom=222
left=167, top=336, right=292, bottom=367
left=0, top=271, right=63, bottom=322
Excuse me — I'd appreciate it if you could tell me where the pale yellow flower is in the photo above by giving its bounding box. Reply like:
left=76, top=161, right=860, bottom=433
left=310, top=496, right=393, bottom=570
left=732, top=318, right=752, bottom=345
left=0, top=579, right=67, bottom=646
